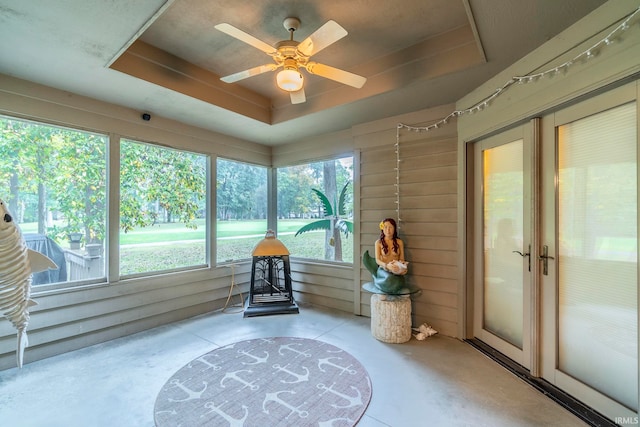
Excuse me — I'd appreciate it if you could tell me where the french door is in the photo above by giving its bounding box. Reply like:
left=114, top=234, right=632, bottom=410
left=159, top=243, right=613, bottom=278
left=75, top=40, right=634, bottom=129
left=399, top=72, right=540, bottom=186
left=473, top=123, right=534, bottom=368
left=539, top=84, right=638, bottom=421
left=473, top=82, right=639, bottom=421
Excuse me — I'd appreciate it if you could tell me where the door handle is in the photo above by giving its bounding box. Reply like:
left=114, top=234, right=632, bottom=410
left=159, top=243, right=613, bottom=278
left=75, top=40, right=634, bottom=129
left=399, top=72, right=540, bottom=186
left=512, top=244, right=531, bottom=271
left=538, top=245, right=555, bottom=275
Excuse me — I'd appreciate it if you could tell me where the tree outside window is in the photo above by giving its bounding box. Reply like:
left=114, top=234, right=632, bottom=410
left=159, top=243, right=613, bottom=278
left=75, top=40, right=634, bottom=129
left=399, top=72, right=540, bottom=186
left=119, top=139, right=207, bottom=276
left=0, top=115, right=107, bottom=285
left=216, top=158, right=268, bottom=263
left=277, top=157, right=353, bottom=263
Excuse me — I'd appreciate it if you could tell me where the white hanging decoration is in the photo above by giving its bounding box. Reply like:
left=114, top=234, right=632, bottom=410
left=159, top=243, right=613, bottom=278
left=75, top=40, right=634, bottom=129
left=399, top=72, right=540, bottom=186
left=395, top=129, right=402, bottom=228
left=396, top=5, right=640, bottom=134
left=391, top=6, right=639, bottom=229
left=0, top=199, right=57, bottom=368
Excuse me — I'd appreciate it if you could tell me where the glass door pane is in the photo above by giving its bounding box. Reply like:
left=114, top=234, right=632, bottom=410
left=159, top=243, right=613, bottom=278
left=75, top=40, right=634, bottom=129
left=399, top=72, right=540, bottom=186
left=483, top=140, right=525, bottom=348
left=473, top=123, right=532, bottom=368
left=557, top=102, right=638, bottom=410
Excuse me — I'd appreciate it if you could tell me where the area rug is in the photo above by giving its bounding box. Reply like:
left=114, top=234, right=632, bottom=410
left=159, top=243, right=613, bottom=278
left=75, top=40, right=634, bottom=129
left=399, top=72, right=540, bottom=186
left=154, top=337, right=372, bottom=426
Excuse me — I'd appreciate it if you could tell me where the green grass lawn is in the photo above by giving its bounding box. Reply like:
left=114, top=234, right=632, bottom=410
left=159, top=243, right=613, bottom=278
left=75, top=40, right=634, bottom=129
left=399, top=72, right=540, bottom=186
left=22, top=218, right=353, bottom=274
left=23, top=218, right=322, bottom=244
left=118, top=218, right=316, bottom=243
left=216, top=219, right=268, bottom=238
left=120, top=219, right=353, bottom=273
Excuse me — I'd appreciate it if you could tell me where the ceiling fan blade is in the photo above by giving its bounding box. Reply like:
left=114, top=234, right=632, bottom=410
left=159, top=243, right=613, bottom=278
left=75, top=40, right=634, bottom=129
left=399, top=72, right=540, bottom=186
left=305, top=62, right=366, bottom=88
left=290, top=88, right=306, bottom=104
left=220, top=64, right=278, bottom=83
left=215, top=23, right=275, bottom=54
left=297, top=20, right=347, bottom=57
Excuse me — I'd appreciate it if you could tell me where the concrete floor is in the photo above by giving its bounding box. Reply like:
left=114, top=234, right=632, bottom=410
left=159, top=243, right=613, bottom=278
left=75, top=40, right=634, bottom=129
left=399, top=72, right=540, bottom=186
left=0, top=302, right=586, bottom=427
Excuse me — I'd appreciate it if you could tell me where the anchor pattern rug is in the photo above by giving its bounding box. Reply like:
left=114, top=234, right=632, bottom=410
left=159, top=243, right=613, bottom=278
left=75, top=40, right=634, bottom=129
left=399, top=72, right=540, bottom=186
left=154, top=337, right=372, bottom=426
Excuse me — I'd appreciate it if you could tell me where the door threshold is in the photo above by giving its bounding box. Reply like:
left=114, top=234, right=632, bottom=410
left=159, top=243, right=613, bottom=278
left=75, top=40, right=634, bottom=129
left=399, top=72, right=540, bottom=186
left=465, top=338, right=617, bottom=427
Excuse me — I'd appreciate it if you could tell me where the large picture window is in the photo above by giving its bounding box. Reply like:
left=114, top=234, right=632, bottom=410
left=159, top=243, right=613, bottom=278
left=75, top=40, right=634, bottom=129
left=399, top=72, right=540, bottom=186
left=119, top=139, right=207, bottom=276
left=0, top=115, right=107, bottom=286
left=277, top=157, right=354, bottom=263
left=216, top=158, right=268, bottom=264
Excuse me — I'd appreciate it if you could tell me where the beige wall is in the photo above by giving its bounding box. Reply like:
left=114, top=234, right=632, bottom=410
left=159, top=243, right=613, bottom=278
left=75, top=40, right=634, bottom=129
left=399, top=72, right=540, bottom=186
left=271, top=103, right=461, bottom=337
left=352, top=106, right=459, bottom=336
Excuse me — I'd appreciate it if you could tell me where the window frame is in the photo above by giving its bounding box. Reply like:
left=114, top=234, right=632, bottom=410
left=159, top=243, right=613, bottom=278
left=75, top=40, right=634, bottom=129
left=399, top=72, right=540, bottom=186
left=215, top=156, right=269, bottom=265
left=275, top=155, right=355, bottom=265
left=0, top=114, right=109, bottom=290
left=118, top=138, right=209, bottom=279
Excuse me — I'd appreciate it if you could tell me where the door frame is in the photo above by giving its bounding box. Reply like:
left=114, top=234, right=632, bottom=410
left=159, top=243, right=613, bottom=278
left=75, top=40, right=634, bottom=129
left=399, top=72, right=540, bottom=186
left=470, top=120, right=539, bottom=370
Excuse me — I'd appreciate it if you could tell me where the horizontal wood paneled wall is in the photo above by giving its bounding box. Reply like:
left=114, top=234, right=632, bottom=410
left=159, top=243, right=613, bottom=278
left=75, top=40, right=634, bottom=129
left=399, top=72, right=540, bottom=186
left=271, top=104, right=462, bottom=333
left=356, top=117, right=459, bottom=337
left=290, top=260, right=354, bottom=313
left=271, top=128, right=354, bottom=167
left=0, top=264, right=253, bottom=370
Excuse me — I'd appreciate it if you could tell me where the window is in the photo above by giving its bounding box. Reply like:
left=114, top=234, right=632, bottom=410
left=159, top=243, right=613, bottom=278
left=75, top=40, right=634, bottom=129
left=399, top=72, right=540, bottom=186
left=216, top=158, right=268, bottom=264
left=0, top=115, right=107, bottom=286
left=119, top=139, right=207, bottom=276
left=277, top=157, right=354, bottom=263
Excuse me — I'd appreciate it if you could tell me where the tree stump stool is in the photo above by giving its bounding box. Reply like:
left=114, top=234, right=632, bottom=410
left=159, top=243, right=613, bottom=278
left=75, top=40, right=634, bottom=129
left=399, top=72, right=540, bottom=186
left=370, top=294, right=412, bottom=343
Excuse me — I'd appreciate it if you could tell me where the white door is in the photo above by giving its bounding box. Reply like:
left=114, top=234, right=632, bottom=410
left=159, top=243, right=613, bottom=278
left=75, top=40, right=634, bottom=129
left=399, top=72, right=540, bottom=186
left=540, top=83, right=639, bottom=421
left=473, top=123, right=534, bottom=368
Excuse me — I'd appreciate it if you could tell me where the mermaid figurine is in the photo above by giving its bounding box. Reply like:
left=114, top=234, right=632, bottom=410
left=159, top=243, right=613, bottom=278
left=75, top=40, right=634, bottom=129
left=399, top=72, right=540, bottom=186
left=363, top=218, right=419, bottom=295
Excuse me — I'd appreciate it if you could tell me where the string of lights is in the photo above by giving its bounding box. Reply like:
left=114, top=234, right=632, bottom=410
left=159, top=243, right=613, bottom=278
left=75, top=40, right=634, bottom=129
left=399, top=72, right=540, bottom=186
left=394, top=131, right=401, bottom=227
left=391, top=5, right=639, bottom=226
left=397, top=5, right=640, bottom=133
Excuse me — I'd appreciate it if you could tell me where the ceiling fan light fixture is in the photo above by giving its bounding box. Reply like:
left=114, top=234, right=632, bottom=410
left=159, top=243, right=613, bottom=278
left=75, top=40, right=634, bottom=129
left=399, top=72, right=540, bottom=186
left=216, top=18, right=365, bottom=103
left=276, top=67, right=304, bottom=92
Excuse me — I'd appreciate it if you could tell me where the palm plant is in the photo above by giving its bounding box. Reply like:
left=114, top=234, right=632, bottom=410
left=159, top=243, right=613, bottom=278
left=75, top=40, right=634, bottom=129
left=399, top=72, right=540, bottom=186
left=295, top=182, right=353, bottom=261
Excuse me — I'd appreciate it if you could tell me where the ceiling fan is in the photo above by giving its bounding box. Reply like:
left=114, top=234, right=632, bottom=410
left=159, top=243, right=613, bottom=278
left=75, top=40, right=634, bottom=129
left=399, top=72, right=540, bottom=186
left=215, top=17, right=367, bottom=104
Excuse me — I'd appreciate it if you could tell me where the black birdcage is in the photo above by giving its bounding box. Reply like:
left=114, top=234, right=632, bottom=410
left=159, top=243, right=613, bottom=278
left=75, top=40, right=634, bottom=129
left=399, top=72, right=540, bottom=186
left=245, top=230, right=299, bottom=317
